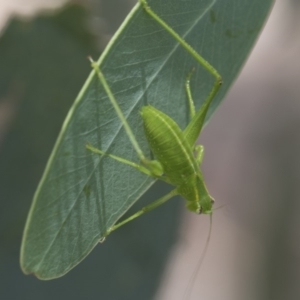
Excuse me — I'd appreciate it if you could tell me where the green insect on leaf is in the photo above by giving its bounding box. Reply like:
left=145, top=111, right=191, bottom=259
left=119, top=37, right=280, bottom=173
left=20, top=0, right=274, bottom=280
left=87, top=32, right=219, bottom=231
left=84, top=0, right=222, bottom=240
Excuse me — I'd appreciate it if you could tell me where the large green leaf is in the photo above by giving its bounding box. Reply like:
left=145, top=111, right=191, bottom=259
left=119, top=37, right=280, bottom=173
left=21, top=0, right=274, bottom=279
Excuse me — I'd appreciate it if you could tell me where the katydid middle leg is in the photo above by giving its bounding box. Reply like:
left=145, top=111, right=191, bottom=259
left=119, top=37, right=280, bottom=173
left=89, top=59, right=164, bottom=177
left=86, top=143, right=172, bottom=184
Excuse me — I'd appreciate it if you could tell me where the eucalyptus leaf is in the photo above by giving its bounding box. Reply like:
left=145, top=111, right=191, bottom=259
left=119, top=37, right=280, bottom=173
left=21, top=0, right=274, bottom=279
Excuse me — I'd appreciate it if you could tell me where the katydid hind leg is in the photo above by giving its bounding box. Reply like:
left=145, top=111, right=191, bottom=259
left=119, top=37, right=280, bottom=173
left=138, top=0, right=222, bottom=146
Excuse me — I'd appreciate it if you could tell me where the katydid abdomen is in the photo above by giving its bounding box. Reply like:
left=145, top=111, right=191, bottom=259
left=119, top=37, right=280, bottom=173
left=141, top=105, right=198, bottom=184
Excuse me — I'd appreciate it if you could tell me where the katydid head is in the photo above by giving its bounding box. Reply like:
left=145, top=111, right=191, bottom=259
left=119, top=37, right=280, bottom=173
left=184, top=175, right=214, bottom=214
left=185, top=194, right=214, bottom=214
left=196, top=174, right=214, bottom=214
left=199, top=195, right=214, bottom=215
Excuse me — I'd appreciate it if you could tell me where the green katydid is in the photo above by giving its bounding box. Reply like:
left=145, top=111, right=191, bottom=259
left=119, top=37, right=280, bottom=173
left=86, top=0, right=222, bottom=237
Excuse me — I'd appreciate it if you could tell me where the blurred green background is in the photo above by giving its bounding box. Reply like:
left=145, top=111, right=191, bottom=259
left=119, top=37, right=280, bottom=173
left=1, top=0, right=300, bottom=300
